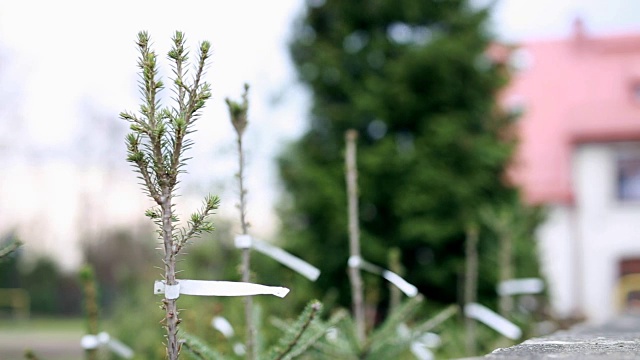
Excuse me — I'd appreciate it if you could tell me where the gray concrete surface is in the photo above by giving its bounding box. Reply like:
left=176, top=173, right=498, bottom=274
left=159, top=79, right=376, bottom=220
left=483, top=312, right=640, bottom=359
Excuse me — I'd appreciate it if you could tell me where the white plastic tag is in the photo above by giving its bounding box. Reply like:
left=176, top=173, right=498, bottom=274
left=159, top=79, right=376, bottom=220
left=234, top=235, right=320, bottom=281
left=464, top=302, right=522, bottom=340
left=81, top=334, right=100, bottom=350
left=233, top=343, right=246, bottom=356
left=212, top=316, right=235, bottom=338
left=107, top=337, right=134, bottom=358
left=348, top=255, right=362, bottom=268
left=396, top=323, right=438, bottom=360
left=154, top=280, right=289, bottom=298
left=252, top=237, right=321, bottom=281
left=154, top=281, right=181, bottom=299
left=348, top=255, right=418, bottom=297
left=497, top=278, right=544, bottom=296
left=416, top=332, right=441, bottom=348
left=234, top=234, right=252, bottom=249
left=165, top=283, right=181, bottom=300
left=382, top=270, right=419, bottom=297
left=81, top=332, right=134, bottom=358
left=410, top=342, right=434, bottom=360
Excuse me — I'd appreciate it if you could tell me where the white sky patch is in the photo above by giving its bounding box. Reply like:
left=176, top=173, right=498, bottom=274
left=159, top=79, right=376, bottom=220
left=487, top=0, right=640, bottom=42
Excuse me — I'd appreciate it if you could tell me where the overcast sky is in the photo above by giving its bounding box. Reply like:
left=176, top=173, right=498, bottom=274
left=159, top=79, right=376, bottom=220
left=0, top=0, right=639, bottom=265
left=0, top=0, right=310, bottom=240
left=489, top=0, right=640, bottom=41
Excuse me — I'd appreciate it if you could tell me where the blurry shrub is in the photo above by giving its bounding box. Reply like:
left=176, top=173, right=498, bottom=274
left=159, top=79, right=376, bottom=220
left=0, top=245, right=20, bottom=288
left=22, top=257, right=73, bottom=315
left=81, top=226, right=157, bottom=314
left=0, top=255, right=83, bottom=316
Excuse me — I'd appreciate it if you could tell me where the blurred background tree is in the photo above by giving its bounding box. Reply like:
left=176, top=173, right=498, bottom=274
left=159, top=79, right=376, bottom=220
left=278, top=0, right=543, bottom=315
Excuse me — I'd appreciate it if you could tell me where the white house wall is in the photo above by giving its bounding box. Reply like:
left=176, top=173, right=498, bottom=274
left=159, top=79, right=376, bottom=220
left=536, top=204, right=576, bottom=319
left=571, top=143, right=640, bottom=323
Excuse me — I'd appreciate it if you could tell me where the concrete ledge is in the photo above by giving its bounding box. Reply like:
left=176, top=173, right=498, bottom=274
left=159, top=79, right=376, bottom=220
left=482, top=313, right=640, bottom=359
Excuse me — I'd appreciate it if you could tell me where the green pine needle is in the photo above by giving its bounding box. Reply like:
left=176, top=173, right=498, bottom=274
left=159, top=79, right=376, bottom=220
left=180, top=332, right=227, bottom=360
left=265, top=300, right=323, bottom=360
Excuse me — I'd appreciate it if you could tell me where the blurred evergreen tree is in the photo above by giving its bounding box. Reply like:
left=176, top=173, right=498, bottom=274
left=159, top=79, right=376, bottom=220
left=278, top=0, right=542, bottom=312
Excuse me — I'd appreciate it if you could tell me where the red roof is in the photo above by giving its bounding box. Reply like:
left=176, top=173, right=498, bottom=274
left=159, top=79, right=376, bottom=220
left=500, top=22, right=640, bottom=205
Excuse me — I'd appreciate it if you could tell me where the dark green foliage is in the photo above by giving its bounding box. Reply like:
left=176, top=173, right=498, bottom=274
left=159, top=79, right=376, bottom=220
left=182, top=332, right=227, bottom=360
left=0, top=235, right=20, bottom=288
left=0, top=232, right=21, bottom=261
left=178, top=300, right=340, bottom=360
left=81, top=228, right=157, bottom=314
left=0, top=239, right=84, bottom=317
left=305, top=296, right=457, bottom=359
left=279, top=0, right=542, bottom=311
left=265, top=300, right=324, bottom=360
left=18, top=259, right=61, bottom=314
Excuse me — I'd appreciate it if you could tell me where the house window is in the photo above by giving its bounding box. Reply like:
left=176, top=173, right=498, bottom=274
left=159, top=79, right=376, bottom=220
left=617, top=150, right=640, bottom=201
left=630, top=81, right=640, bottom=104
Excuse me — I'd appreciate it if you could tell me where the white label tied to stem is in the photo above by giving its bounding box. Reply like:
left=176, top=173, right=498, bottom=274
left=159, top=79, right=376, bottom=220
left=154, top=280, right=290, bottom=299
left=464, top=302, right=522, bottom=340
left=410, top=342, right=435, bottom=360
left=81, top=332, right=134, bottom=359
left=397, top=323, right=441, bottom=360
left=210, top=316, right=246, bottom=356
left=497, top=278, right=544, bottom=296
left=211, top=316, right=235, bottom=338
left=348, top=255, right=418, bottom=297
left=234, top=235, right=321, bottom=281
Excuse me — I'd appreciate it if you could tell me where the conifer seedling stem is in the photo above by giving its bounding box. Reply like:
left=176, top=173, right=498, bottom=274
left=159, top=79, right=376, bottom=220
left=464, top=224, right=479, bottom=356
left=497, top=216, right=514, bottom=316
left=345, top=129, right=366, bottom=344
left=238, top=133, right=256, bottom=360
left=225, top=85, right=256, bottom=360
left=80, top=266, right=99, bottom=360
left=388, top=248, right=403, bottom=311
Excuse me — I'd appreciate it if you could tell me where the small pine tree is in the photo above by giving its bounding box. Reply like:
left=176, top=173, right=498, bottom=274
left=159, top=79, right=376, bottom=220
left=121, top=31, right=219, bottom=360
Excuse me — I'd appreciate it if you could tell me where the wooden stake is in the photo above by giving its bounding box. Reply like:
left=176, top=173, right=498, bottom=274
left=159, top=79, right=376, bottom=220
left=464, top=224, right=479, bottom=356
left=345, top=129, right=366, bottom=344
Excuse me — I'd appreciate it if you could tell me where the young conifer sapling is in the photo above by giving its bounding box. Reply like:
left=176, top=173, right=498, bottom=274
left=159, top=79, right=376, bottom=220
left=121, top=31, right=219, bottom=360
left=225, top=84, right=257, bottom=360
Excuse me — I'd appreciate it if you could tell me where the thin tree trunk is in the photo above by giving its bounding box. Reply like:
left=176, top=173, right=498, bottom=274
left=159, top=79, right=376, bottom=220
left=345, top=129, right=366, bottom=344
left=81, top=267, right=99, bottom=360
left=498, top=227, right=514, bottom=317
left=162, top=192, right=180, bottom=360
left=236, top=135, right=256, bottom=360
left=388, top=248, right=402, bottom=311
left=464, top=224, right=479, bottom=356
